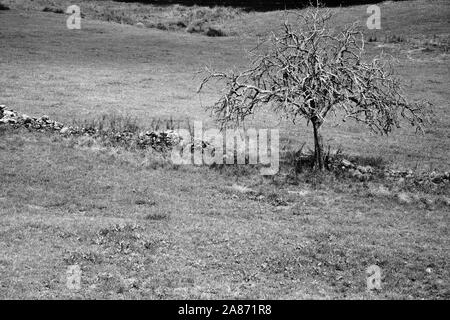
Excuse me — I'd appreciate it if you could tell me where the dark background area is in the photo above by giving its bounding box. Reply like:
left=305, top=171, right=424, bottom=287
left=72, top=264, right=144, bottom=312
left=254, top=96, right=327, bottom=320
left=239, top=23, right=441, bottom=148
left=113, top=0, right=394, bottom=11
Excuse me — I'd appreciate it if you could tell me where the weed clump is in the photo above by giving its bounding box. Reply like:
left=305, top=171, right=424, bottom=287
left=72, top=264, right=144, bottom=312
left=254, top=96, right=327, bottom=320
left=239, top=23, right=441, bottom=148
left=96, top=224, right=156, bottom=254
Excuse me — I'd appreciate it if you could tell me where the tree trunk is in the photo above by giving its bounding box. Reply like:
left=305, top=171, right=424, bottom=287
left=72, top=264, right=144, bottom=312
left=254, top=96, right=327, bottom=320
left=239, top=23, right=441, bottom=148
left=312, top=118, right=324, bottom=171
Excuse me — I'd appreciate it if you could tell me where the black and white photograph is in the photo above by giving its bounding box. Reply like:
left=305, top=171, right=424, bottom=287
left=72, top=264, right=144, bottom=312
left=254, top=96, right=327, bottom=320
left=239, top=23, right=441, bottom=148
left=0, top=0, right=448, bottom=303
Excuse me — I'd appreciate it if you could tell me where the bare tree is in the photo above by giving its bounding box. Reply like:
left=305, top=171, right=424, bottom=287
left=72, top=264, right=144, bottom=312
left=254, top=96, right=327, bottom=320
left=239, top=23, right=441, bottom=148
left=198, top=5, right=430, bottom=170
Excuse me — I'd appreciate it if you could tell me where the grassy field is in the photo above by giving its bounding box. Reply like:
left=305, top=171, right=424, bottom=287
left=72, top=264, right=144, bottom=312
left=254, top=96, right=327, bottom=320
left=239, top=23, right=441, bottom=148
left=0, top=0, right=449, bottom=169
left=1, top=127, right=448, bottom=299
left=0, top=0, right=449, bottom=299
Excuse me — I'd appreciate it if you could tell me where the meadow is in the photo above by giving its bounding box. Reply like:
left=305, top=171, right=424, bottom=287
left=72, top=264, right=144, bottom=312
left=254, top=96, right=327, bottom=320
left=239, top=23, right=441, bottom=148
left=0, top=0, right=448, bottom=299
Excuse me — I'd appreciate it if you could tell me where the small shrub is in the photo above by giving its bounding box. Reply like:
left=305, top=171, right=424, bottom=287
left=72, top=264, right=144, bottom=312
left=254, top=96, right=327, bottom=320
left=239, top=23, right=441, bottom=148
left=162, top=18, right=188, bottom=30
left=145, top=212, right=168, bottom=221
left=74, top=113, right=141, bottom=135
left=42, top=7, right=64, bottom=14
left=155, top=22, right=168, bottom=31
left=367, top=35, right=377, bottom=42
left=175, top=20, right=187, bottom=28
left=134, top=199, right=157, bottom=206
left=206, top=26, right=227, bottom=37
left=384, top=34, right=405, bottom=43
left=186, top=18, right=206, bottom=33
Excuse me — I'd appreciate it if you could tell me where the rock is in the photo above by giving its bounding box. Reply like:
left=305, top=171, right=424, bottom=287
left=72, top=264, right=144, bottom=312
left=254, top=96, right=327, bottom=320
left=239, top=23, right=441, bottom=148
left=439, top=196, right=450, bottom=207
left=396, top=192, right=412, bottom=204
left=341, top=159, right=354, bottom=168
left=166, top=130, right=182, bottom=146
left=231, top=184, right=255, bottom=194
left=349, top=168, right=365, bottom=180
left=3, top=110, right=16, bottom=118
left=287, top=190, right=309, bottom=196
left=0, top=118, right=17, bottom=124
left=136, top=22, right=144, bottom=28
left=388, top=169, right=404, bottom=177
left=145, top=130, right=183, bottom=149
left=357, top=165, right=373, bottom=174
left=192, top=138, right=210, bottom=151
left=371, top=184, right=391, bottom=197
left=420, top=197, right=434, bottom=207
left=60, top=127, right=70, bottom=134
left=53, top=122, right=63, bottom=129
left=21, top=114, right=32, bottom=124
